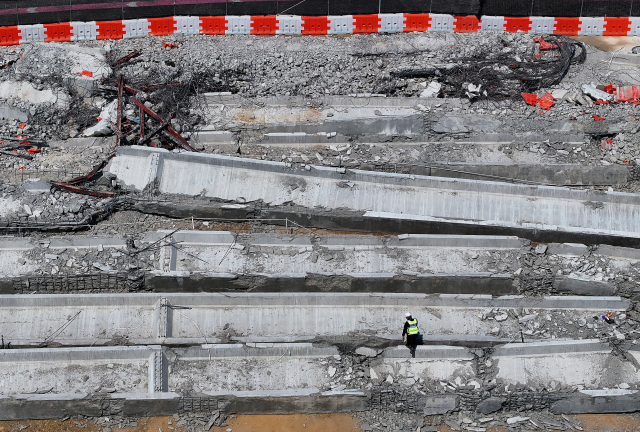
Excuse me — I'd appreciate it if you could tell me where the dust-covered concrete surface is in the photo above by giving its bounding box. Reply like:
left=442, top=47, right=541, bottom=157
left=2, top=30, right=640, bottom=429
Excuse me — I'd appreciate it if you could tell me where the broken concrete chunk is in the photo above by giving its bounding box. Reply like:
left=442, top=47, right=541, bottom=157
left=327, top=366, right=337, bottom=377
left=44, top=254, right=58, bottom=260
left=476, top=397, right=506, bottom=414
left=92, top=262, right=111, bottom=272
left=424, top=395, right=458, bottom=416
left=518, top=313, right=538, bottom=324
left=369, top=368, right=379, bottom=380
left=535, top=244, right=548, bottom=254
left=386, top=375, right=394, bottom=384
left=494, top=313, right=508, bottom=322
left=506, top=417, right=530, bottom=425
left=355, top=347, right=382, bottom=357
left=419, top=81, right=441, bottom=98
left=582, top=84, right=613, bottom=102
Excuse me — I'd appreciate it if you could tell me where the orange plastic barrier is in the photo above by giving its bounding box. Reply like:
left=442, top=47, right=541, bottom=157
left=353, top=14, right=380, bottom=33
left=553, top=17, right=580, bottom=35
left=148, top=17, right=176, bottom=36
left=0, top=26, right=20, bottom=46
left=97, top=20, right=125, bottom=40
left=453, top=16, right=479, bottom=33
left=302, top=16, right=329, bottom=35
left=504, top=17, right=532, bottom=32
left=200, top=16, right=227, bottom=35
left=44, top=23, right=72, bottom=42
left=603, top=17, right=631, bottom=36
left=251, top=15, right=277, bottom=35
left=403, top=13, right=431, bottom=32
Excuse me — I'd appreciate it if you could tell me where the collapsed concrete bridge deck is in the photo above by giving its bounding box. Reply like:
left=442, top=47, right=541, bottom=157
left=107, top=147, right=640, bottom=246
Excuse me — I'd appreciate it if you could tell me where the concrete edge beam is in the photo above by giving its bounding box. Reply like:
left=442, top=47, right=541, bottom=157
left=0, top=345, right=158, bottom=362
left=0, top=293, right=628, bottom=311
left=384, top=345, right=474, bottom=360
left=175, top=345, right=339, bottom=359
left=492, top=339, right=609, bottom=357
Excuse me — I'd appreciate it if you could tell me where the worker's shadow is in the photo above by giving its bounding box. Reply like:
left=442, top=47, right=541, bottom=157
left=404, top=334, right=424, bottom=346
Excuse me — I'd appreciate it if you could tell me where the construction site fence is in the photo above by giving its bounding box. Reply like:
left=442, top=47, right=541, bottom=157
left=0, top=14, right=639, bottom=46
left=2, top=0, right=640, bottom=26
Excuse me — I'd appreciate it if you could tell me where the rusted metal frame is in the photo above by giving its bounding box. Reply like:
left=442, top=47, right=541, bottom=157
left=129, top=97, right=197, bottom=152
left=116, top=75, right=124, bottom=146
left=161, top=127, right=197, bottom=152
left=114, top=50, right=141, bottom=66
left=138, top=120, right=170, bottom=146
left=139, top=105, right=145, bottom=140
left=141, top=82, right=182, bottom=92
left=63, top=159, right=109, bottom=186
left=50, top=182, right=115, bottom=198
left=109, top=122, right=127, bottom=142
left=0, top=150, right=32, bottom=160
left=123, top=84, right=139, bottom=94
left=0, top=135, right=46, bottom=145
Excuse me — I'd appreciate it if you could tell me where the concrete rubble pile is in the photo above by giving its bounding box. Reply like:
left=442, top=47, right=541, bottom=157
left=2, top=26, right=640, bottom=432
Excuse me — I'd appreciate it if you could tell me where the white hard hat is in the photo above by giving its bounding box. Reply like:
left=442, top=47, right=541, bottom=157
left=405, top=312, right=412, bottom=317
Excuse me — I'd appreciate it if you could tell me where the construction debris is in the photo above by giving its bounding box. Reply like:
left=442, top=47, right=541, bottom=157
left=1, top=27, right=640, bottom=431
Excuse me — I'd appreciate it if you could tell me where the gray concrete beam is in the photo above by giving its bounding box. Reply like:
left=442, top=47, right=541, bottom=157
left=107, top=147, right=640, bottom=246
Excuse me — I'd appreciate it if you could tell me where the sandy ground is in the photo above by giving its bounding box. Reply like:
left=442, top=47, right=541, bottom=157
left=434, top=414, right=640, bottom=432
left=3, top=414, right=640, bottom=432
left=572, top=36, right=640, bottom=51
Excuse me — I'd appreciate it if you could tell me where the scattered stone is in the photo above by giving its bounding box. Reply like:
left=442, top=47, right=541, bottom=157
left=519, top=313, right=538, bottom=324
left=534, top=244, right=548, bottom=254
left=494, top=313, right=508, bottom=322
left=476, top=397, right=506, bottom=414
left=506, top=417, right=530, bottom=425
left=355, top=347, right=382, bottom=357
left=369, top=368, right=379, bottom=380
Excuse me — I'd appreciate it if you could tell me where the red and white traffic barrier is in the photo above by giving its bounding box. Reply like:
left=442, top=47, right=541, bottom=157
left=0, top=14, right=638, bottom=46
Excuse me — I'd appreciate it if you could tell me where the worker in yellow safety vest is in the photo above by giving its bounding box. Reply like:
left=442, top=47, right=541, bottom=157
left=402, top=312, right=419, bottom=358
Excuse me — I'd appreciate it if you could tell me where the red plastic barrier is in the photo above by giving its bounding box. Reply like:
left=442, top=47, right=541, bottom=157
left=403, top=13, right=431, bottom=32
left=97, top=20, right=125, bottom=40
left=200, top=16, right=227, bottom=35
left=44, top=23, right=72, bottom=42
left=353, top=14, right=380, bottom=33
left=454, top=16, right=479, bottom=33
left=0, top=26, right=19, bottom=46
left=521, top=93, right=538, bottom=106
left=504, top=17, right=531, bottom=32
left=615, top=86, right=640, bottom=102
left=148, top=17, right=176, bottom=36
left=603, top=17, right=631, bottom=36
left=537, top=92, right=555, bottom=110
left=553, top=17, right=580, bottom=35
left=302, top=16, right=329, bottom=35
left=251, top=15, right=277, bottom=35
